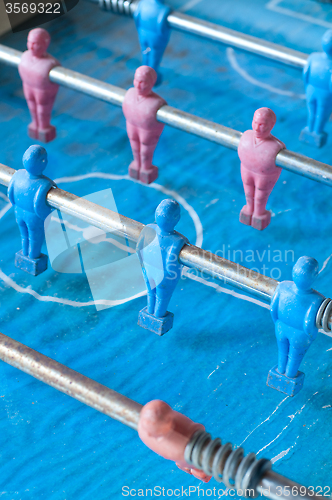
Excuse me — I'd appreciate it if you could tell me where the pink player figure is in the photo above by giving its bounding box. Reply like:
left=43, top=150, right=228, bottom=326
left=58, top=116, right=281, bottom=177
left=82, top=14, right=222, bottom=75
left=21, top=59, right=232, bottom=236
left=123, top=66, right=166, bottom=184
left=138, top=400, right=212, bottom=482
left=238, top=108, right=285, bottom=231
left=18, top=28, right=60, bottom=143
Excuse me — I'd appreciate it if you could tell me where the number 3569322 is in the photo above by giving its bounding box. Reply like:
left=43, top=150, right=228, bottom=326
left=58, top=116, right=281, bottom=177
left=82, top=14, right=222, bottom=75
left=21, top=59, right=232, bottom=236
left=5, top=3, right=61, bottom=14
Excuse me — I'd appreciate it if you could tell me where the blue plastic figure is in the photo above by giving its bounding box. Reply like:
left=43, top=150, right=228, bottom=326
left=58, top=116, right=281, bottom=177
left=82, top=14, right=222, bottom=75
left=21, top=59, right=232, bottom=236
left=136, top=199, right=188, bottom=335
left=8, top=145, right=56, bottom=275
left=300, top=29, right=332, bottom=147
left=134, top=0, right=171, bottom=85
left=267, top=256, right=324, bottom=397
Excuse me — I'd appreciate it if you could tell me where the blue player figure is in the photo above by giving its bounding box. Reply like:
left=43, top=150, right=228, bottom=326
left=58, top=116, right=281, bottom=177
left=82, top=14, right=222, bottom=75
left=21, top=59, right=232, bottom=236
left=134, top=0, right=171, bottom=85
left=267, top=256, right=324, bottom=397
left=300, top=29, right=332, bottom=148
left=136, top=199, right=188, bottom=335
left=8, top=145, right=56, bottom=276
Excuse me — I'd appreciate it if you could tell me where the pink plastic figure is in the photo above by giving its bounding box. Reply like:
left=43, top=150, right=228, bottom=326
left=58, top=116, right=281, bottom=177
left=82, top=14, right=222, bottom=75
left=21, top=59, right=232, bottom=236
left=238, top=108, right=285, bottom=231
left=18, top=28, right=60, bottom=143
left=138, top=400, right=212, bottom=482
left=122, top=66, right=166, bottom=184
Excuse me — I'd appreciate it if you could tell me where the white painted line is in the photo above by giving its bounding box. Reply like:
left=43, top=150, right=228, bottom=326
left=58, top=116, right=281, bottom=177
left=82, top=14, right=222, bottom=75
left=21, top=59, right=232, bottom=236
left=180, top=0, right=203, bottom=13
left=227, top=47, right=306, bottom=99
left=266, top=0, right=332, bottom=29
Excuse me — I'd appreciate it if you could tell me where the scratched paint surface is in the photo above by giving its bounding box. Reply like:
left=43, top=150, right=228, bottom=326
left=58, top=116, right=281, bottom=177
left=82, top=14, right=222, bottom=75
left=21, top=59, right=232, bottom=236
left=0, top=0, right=331, bottom=498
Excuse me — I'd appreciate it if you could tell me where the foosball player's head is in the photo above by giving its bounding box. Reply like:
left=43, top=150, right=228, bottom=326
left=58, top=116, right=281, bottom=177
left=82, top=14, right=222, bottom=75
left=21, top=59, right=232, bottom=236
left=23, top=145, right=48, bottom=177
left=134, top=66, right=158, bottom=95
left=292, top=256, right=319, bottom=292
left=155, top=199, right=181, bottom=233
left=322, top=30, right=332, bottom=58
left=252, top=107, right=277, bottom=140
left=27, top=28, right=51, bottom=58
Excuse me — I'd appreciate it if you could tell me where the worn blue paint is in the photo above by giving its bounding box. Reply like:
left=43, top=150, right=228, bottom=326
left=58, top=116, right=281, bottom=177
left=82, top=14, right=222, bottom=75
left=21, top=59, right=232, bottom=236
left=0, top=0, right=332, bottom=498
left=134, top=0, right=171, bottom=84
left=300, top=29, right=332, bottom=147
left=268, top=256, right=325, bottom=395
left=7, top=145, right=55, bottom=274
left=137, top=199, right=188, bottom=334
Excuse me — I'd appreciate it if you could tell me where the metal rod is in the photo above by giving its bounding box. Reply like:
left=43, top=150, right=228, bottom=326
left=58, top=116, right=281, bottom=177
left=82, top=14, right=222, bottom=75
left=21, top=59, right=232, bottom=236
left=94, top=0, right=308, bottom=69
left=1, top=163, right=331, bottom=332
left=1, top=44, right=332, bottom=188
left=260, top=471, right=325, bottom=500
left=47, top=187, right=144, bottom=242
left=0, top=163, right=278, bottom=301
left=0, top=331, right=142, bottom=429
left=0, top=331, right=326, bottom=498
left=167, top=12, right=307, bottom=69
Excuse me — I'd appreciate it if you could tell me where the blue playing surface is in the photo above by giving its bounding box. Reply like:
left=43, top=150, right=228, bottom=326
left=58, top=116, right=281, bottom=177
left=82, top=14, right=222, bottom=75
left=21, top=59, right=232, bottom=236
left=0, top=0, right=331, bottom=498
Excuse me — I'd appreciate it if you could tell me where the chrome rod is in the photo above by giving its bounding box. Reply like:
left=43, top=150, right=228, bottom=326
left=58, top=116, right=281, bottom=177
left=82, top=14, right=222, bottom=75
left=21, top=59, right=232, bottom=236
left=0, top=163, right=278, bottom=301
left=0, top=331, right=142, bottom=429
left=1, top=163, right=331, bottom=332
left=0, top=331, right=325, bottom=498
left=260, top=471, right=326, bottom=500
left=92, top=0, right=308, bottom=69
left=168, top=12, right=307, bottom=69
left=1, top=44, right=332, bottom=187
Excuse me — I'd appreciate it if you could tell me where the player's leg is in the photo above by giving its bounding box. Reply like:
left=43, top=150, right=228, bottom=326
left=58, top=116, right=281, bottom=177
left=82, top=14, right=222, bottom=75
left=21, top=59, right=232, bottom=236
left=253, top=188, right=270, bottom=217
left=155, top=277, right=179, bottom=318
left=286, top=332, right=311, bottom=378
left=274, top=321, right=290, bottom=374
left=137, top=129, right=159, bottom=183
left=147, top=278, right=157, bottom=315
left=140, top=141, right=157, bottom=172
left=300, top=86, right=327, bottom=146
left=140, top=265, right=156, bottom=314
left=137, top=29, right=151, bottom=66
left=286, top=346, right=307, bottom=378
left=35, top=90, right=57, bottom=142
left=307, top=94, right=317, bottom=132
left=126, top=123, right=141, bottom=179
left=23, top=85, right=38, bottom=138
left=149, top=35, right=169, bottom=85
left=16, top=219, right=29, bottom=256
left=314, top=95, right=332, bottom=135
left=276, top=340, right=289, bottom=375
left=241, top=169, right=255, bottom=213
left=251, top=172, right=280, bottom=230
left=239, top=167, right=255, bottom=225
left=28, top=217, right=45, bottom=259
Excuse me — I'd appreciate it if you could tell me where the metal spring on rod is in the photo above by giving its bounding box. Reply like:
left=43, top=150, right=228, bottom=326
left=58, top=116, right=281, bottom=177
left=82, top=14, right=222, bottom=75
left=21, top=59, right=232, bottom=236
left=98, top=0, right=139, bottom=16
left=184, top=430, right=271, bottom=497
left=316, top=298, right=332, bottom=333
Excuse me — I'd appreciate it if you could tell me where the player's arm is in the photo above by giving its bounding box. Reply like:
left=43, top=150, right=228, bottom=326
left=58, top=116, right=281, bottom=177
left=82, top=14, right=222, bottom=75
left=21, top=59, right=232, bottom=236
left=270, top=286, right=280, bottom=323
left=33, top=179, right=56, bottom=219
left=7, top=177, right=15, bottom=206
left=303, top=58, right=311, bottom=86
left=303, top=301, right=321, bottom=340
left=157, top=6, right=171, bottom=35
